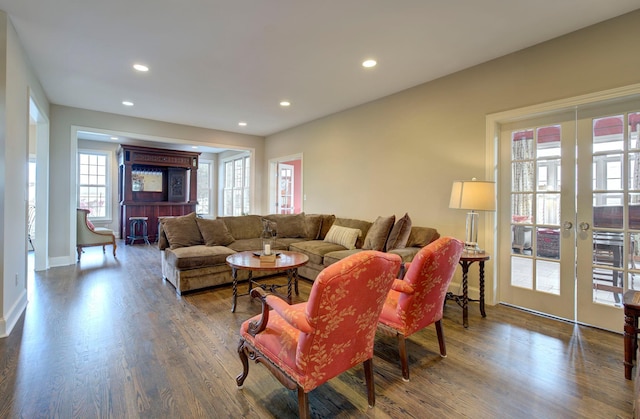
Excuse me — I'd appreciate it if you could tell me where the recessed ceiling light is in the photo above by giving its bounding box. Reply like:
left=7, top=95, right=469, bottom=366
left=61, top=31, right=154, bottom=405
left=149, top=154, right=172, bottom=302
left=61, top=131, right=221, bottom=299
left=122, top=101, right=134, bottom=106
left=192, top=146, right=198, bottom=149
left=133, top=64, right=149, bottom=72
left=111, top=136, right=118, bottom=140
left=362, top=59, right=377, bottom=68
left=238, top=122, right=247, bottom=126
left=280, top=101, right=291, bottom=107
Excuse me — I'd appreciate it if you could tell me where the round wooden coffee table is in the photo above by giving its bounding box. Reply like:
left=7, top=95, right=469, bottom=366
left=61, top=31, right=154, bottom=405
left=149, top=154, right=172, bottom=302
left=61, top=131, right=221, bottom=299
left=226, top=250, right=309, bottom=312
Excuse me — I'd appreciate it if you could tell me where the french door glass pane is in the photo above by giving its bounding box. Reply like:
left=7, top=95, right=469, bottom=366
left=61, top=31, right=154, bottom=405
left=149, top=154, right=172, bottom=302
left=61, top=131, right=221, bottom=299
left=536, top=259, right=560, bottom=295
left=512, top=162, right=534, bottom=192
left=536, top=194, right=560, bottom=225
left=536, top=125, right=561, bottom=158
left=537, top=159, right=561, bottom=191
left=593, top=193, right=624, bottom=228
left=593, top=115, right=623, bottom=152
left=536, top=227, right=560, bottom=260
left=512, top=130, right=534, bottom=160
left=511, top=256, right=533, bottom=289
left=512, top=194, right=533, bottom=223
left=630, top=112, right=640, bottom=149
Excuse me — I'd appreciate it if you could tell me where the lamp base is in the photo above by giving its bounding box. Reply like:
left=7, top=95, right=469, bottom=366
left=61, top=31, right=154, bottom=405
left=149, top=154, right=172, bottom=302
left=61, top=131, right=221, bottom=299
left=464, top=242, right=483, bottom=253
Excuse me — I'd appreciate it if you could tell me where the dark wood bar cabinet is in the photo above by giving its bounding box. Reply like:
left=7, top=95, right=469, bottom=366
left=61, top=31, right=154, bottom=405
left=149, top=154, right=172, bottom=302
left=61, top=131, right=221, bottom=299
left=118, top=145, right=200, bottom=243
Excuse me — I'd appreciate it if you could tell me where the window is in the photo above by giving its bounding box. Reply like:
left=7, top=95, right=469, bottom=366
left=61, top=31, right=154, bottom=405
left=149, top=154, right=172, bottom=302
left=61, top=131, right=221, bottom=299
left=222, top=154, right=250, bottom=216
left=78, top=151, right=110, bottom=219
left=196, top=159, right=213, bottom=216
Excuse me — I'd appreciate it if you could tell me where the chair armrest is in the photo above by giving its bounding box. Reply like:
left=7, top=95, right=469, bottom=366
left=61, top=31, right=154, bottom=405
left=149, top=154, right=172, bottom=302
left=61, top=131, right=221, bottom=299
left=391, top=278, right=415, bottom=294
left=266, top=295, right=314, bottom=334
left=247, top=288, right=314, bottom=336
left=247, top=288, right=270, bottom=336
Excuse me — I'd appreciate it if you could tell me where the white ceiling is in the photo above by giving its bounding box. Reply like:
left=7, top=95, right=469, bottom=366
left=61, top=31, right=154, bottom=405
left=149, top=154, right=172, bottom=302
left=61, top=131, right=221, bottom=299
left=4, top=1, right=640, bottom=138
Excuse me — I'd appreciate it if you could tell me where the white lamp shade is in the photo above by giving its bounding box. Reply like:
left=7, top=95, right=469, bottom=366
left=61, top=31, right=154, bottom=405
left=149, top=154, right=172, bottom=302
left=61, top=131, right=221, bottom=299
left=449, top=180, right=496, bottom=211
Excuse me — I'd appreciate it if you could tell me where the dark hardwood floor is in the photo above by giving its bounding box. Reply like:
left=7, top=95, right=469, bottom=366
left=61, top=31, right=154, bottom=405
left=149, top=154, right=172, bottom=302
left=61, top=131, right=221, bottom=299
left=0, top=241, right=634, bottom=418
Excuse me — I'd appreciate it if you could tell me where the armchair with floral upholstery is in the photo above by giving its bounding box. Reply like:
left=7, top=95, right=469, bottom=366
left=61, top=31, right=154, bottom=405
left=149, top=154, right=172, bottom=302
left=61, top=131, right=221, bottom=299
left=236, top=250, right=402, bottom=418
left=76, top=208, right=117, bottom=262
left=377, top=236, right=464, bottom=381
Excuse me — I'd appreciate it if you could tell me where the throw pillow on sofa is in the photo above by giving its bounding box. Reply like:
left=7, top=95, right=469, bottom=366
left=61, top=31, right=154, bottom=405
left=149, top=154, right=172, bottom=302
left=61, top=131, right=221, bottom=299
left=363, top=215, right=395, bottom=251
left=263, top=213, right=308, bottom=238
left=406, top=226, right=440, bottom=248
left=324, top=225, right=361, bottom=250
left=386, top=213, right=412, bottom=251
left=196, top=218, right=235, bottom=246
left=161, top=212, right=203, bottom=249
left=333, top=217, right=372, bottom=249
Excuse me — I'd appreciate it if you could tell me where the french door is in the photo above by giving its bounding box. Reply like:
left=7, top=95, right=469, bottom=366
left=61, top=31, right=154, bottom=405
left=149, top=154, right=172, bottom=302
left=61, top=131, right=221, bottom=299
left=277, top=163, right=294, bottom=214
left=499, top=98, right=640, bottom=331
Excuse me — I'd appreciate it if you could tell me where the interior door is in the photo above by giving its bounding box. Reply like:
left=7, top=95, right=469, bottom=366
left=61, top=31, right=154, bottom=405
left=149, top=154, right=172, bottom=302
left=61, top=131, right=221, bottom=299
left=499, top=113, right=577, bottom=321
left=499, top=97, right=640, bottom=331
left=575, top=102, right=640, bottom=331
left=277, top=163, right=294, bottom=214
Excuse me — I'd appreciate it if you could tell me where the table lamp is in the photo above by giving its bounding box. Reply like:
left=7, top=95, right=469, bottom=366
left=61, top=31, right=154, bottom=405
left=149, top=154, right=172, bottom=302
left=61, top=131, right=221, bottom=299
left=449, top=179, right=496, bottom=252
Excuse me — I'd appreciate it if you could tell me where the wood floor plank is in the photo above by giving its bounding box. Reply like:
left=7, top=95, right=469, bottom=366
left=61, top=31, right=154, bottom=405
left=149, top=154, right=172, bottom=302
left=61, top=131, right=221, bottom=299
left=0, top=242, right=634, bottom=418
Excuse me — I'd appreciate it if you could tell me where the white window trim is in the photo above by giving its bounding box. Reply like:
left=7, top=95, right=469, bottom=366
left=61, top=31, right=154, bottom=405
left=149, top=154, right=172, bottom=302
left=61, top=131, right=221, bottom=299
left=77, top=149, right=112, bottom=222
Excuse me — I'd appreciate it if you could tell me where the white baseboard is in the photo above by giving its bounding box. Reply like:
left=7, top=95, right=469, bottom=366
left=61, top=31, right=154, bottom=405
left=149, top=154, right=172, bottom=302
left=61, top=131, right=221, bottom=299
left=0, top=288, right=28, bottom=337
left=49, top=255, right=76, bottom=268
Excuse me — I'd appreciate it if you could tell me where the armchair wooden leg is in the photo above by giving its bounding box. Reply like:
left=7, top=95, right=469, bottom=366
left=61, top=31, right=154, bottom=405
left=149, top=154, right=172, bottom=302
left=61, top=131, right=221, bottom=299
left=364, top=358, right=376, bottom=408
left=435, top=320, right=447, bottom=357
left=76, top=246, right=82, bottom=262
left=102, top=245, right=106, bottom=254
left=112, top=240, right=117, bottom=257
left=297, top=387, right=310, bottom=419
left=397, top=334, right=410, bottom=382
left=236, top=338, right=250, bottom=388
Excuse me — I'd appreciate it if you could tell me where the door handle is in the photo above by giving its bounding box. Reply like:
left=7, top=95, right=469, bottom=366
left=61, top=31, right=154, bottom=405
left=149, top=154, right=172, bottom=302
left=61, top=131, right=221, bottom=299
left=563, top=221, right=573, bottom=230
left=579, top=222, right=590, bottom=231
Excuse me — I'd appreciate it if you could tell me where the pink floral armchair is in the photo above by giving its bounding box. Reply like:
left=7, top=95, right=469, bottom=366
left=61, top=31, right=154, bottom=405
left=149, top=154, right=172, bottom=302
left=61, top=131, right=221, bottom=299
left=377, top=236, right=464, bottom=381
left=237, top=250, right=402, bottom=418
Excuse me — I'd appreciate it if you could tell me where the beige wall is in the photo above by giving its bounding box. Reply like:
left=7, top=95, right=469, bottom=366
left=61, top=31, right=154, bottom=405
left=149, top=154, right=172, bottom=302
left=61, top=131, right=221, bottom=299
left=49, top=106, right=264, bottom=264
left=0, top=11, right=50, bottom=336
left=264, top=10, right=640, bottom=245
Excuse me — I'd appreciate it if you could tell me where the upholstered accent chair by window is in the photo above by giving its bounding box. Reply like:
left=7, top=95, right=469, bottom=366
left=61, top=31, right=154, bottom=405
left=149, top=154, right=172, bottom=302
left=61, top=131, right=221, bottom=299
left=237, top=251, right=402, bottom=418
left=76, top=208, right=117, bottom=262
left=377, top=236, right=464, bottom=381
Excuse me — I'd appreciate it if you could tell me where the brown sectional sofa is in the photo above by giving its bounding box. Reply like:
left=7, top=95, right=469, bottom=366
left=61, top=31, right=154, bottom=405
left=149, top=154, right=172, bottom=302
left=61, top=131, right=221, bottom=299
left=158, top=212, right=439, bottom=295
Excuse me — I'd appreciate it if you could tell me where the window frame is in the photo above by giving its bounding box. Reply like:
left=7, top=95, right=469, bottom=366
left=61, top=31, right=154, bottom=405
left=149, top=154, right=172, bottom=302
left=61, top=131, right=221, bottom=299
left=196, top=158, right=214, bottom=217
left=77, top=149, right=111, bottom=221
left=221, top=153, right=251, bottom=216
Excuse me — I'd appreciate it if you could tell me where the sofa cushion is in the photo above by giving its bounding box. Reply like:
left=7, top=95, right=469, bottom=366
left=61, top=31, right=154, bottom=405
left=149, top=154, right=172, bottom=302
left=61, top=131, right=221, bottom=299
left=363, top=215, right=395, bottom=251
left=316, top=214, right=336, bottom=239
left=196, top=218, right=235, bottom=246
left=324, top=225, right=361, bottom=250
left=323, top=249, right=364, bottom=266
left=333, top=217, right=372, bottom=248
left=289, top=240, right=347, bottom=265
left=227, top=238, right=288, bottom=252
left=263, top=213, right=308, bottom=238
left=304, top=214, right=323, bottom=239
left=220, top=215, right=264, bottom=240
left=165, top=245, right=235, bottom=269
left=387, top=247, right=420, bottom=263
left=406, top=226, right=440, bottom=248
left=386, top=213, right=413, bottom=251
left=161, top=212, right=203, bottom=249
